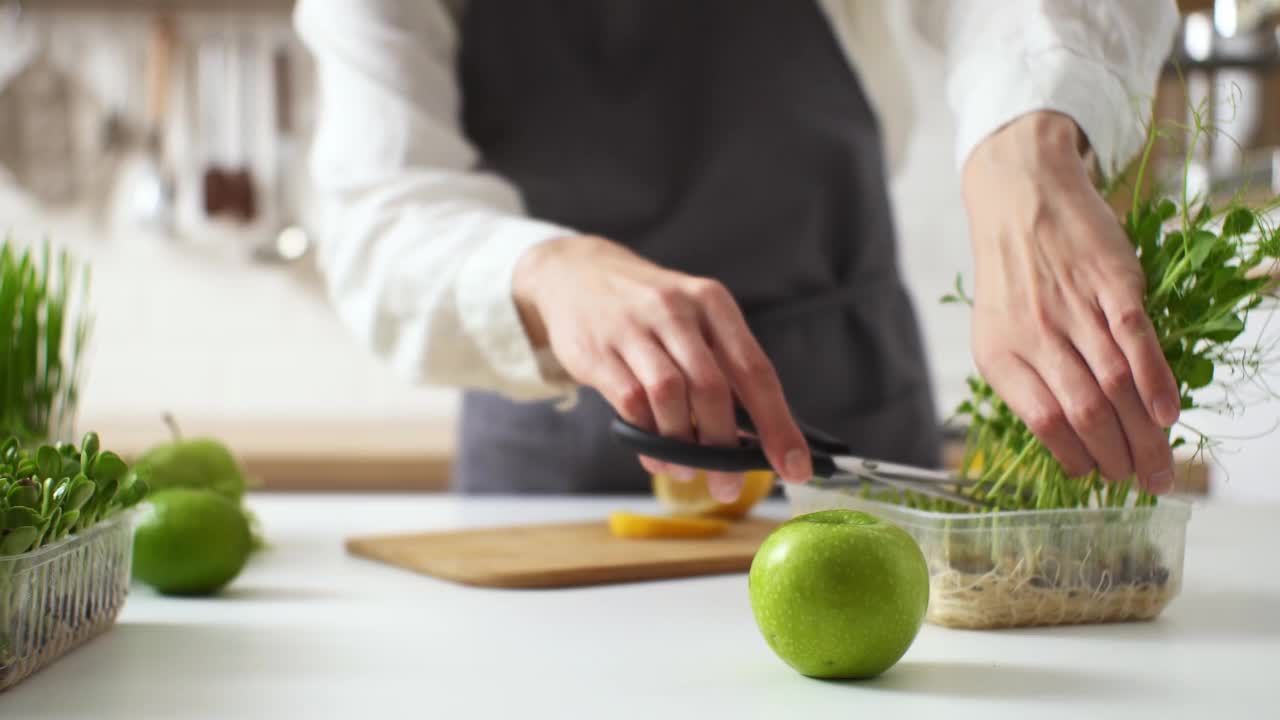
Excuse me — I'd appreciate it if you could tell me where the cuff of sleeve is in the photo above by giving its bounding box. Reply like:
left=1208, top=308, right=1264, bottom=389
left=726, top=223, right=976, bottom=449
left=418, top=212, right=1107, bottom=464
left=454, top=217, right=579, bottom=402
left=951, top=46, right=1148, bottom=178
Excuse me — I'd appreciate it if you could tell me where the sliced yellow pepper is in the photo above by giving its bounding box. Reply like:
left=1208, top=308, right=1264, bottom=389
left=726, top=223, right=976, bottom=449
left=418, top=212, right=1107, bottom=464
left=651, top=470, right=776, bottom=519
left=608, top=511, right=730, bottom=539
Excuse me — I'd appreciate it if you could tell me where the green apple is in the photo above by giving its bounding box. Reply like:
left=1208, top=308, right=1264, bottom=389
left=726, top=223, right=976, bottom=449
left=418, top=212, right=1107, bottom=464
left=123, top=415, right=245, bottom=499
left=132, top=488, right=253, bottom=596
left=126, top=415, right=247, bottom=502
left=748, top=509, right=929, bottom=679
left=127, top=436, right=247, bottom=501
left=126, top=417, right=265, bottom=556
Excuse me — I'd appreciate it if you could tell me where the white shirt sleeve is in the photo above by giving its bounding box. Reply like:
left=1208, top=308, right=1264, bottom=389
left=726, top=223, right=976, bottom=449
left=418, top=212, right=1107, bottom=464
left=906, top=0, right=1180, bottom=175
left=294, top=0, right=577, bottom=402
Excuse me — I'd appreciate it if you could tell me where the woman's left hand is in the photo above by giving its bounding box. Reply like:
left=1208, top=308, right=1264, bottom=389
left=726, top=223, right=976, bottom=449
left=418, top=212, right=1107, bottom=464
left=961, top=111, right=1181, bottom=495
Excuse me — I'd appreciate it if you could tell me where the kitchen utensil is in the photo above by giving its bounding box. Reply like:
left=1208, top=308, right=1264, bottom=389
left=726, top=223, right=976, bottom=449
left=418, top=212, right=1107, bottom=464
left=252, top=41, right=310, bottom=263
left=610, top=406, right=985, bottom=508
left=123, top=14, right=177, bottom=231
left=200, top=23, right=255, bottom=224
left=197, top=29, right=225, bottom=219
left=345, top=517, right=779, bottom=589
left=231, top=24, right=257, bottom=223
left=0, top=52, right=77, bottom=206
left=88, top=109, right=128, bottom=221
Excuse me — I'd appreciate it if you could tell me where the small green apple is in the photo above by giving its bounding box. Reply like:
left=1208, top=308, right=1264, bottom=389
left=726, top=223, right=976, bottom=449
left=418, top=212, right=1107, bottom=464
left=124, top=415, right=247, bottom=502
left=127, top=436, right=247, bottom=502
left=748, top=509, right=929, bottom=679
left=123, top=415, right=264, bottom=552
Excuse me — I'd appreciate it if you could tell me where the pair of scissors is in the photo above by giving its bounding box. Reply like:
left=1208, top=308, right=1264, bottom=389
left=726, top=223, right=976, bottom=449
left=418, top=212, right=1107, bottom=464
left=609, top=405, right=985, bottom=508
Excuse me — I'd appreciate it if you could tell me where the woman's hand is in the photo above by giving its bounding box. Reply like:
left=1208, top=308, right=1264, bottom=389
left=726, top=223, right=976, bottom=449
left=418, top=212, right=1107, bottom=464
left=962, top=111, right=1181, bottom=494
left=512, top=235, right=813, bottom=500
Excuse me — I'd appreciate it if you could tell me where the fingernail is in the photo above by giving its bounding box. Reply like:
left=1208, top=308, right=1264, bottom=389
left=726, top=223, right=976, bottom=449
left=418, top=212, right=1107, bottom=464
left=784, top=449, right=810, bottom=481
left=709, top=473, right=743, bottom=502
left=671, top=465, right=697, bottom=482
left=1154, top=398, right=1179, bottom=427
left=1148, top=469, right=1175, bottom=495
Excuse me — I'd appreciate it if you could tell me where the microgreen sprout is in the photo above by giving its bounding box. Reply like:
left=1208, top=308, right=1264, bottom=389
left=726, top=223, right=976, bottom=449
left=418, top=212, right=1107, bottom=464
left=901, top=92, right=1279, bottom=514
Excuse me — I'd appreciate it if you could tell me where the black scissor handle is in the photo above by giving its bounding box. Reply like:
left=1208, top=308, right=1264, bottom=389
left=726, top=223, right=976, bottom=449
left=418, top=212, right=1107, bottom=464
left=731, top=405, right=852, bottom=456
left=609, top=414, right=838, bottom=476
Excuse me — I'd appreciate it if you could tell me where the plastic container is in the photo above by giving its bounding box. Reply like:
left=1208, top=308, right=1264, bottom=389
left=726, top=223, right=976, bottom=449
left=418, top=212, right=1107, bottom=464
left=0, top=513, right=134, bottom=692
left=786, top=484, right=1191, bottom=629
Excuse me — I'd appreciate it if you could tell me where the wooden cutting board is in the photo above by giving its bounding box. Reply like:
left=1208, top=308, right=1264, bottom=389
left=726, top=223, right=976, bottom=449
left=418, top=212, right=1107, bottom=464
left=345, top=517, right=779, bottom=589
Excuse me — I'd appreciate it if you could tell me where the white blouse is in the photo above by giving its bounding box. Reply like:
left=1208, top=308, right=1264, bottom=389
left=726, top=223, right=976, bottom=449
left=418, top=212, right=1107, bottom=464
left=292, top=0, right=1179, bottom=402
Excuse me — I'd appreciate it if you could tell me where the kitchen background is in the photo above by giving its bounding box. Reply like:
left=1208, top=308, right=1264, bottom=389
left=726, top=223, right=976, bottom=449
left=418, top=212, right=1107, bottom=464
left=2, top=0, right=1277, bottom=498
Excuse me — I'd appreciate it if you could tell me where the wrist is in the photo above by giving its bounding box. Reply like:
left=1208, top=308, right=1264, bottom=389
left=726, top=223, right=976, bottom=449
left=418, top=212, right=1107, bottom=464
left=513, top=238, right=562, bottom=350
left=965, top=111, right=1090, bottom=177
left=513, top=234, right=606, bottom=348
left=1019, top=111, right=1088, bottom=162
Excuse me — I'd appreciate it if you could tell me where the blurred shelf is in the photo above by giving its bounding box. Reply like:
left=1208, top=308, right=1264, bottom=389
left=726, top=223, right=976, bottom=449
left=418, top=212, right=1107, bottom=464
left=241, top=452, right=452, bottom=493
left=98, top=416, right=457, bottom=493
left=1165, top=55, right=1280, bottom=72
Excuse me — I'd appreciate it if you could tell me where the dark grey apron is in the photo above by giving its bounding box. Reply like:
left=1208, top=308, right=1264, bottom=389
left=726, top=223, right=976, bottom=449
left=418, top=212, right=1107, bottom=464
left=454, top=0, right=940, bottom=493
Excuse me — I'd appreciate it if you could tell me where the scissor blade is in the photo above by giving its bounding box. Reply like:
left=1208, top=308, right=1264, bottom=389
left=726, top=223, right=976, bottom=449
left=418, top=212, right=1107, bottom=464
left=831, top=455, right=972, bottom=486
left=863, top=474, right=987, bottom=508
left=811, top=473, right=987, bottom=509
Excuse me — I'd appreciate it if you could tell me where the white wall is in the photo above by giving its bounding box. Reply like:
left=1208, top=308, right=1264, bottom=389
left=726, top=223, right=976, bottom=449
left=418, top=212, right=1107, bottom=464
left=884, top=39, right=974, bottom=422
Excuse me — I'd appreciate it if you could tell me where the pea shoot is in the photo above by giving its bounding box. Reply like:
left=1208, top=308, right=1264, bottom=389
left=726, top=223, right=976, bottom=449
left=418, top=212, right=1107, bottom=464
left=910, top=98, right=1280, bottom=514
left=823, top=97, right=1267, bottom=628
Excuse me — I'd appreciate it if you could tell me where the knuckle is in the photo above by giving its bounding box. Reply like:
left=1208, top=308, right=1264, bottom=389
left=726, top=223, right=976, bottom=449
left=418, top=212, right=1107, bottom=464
left=616, top=383, right=649, bottom=420
left=646, top=372, right=686, bottom=405
left=1066, top=394, right=1110, bottom=429
left=1096, top=360, right=1133, bottom=398
left=688, top=371, right=731, bottom=405
left=646, top=285, right=692, bottom=319
left=1109, top=304, right=1150, bottom=336
left=1025, top=408, right=1068, bottom=438
left=688, top=278, right=731, bottom=307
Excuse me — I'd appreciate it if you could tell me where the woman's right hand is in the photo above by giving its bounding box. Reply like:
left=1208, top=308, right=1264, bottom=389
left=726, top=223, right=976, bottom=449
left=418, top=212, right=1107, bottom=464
left=512, top=235, right=813, bottom=501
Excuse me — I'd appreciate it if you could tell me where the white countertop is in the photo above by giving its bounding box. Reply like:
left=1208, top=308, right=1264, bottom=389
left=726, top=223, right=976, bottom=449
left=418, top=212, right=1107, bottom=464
left=3, top=494, right=1277, bottom=719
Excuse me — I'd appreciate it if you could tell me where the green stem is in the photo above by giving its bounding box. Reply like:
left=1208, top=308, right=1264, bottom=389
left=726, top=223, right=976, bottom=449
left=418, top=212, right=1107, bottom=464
left=986, top=441, right=1037, bottom=498
left=1132, top=121, right=1160, bottom=223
